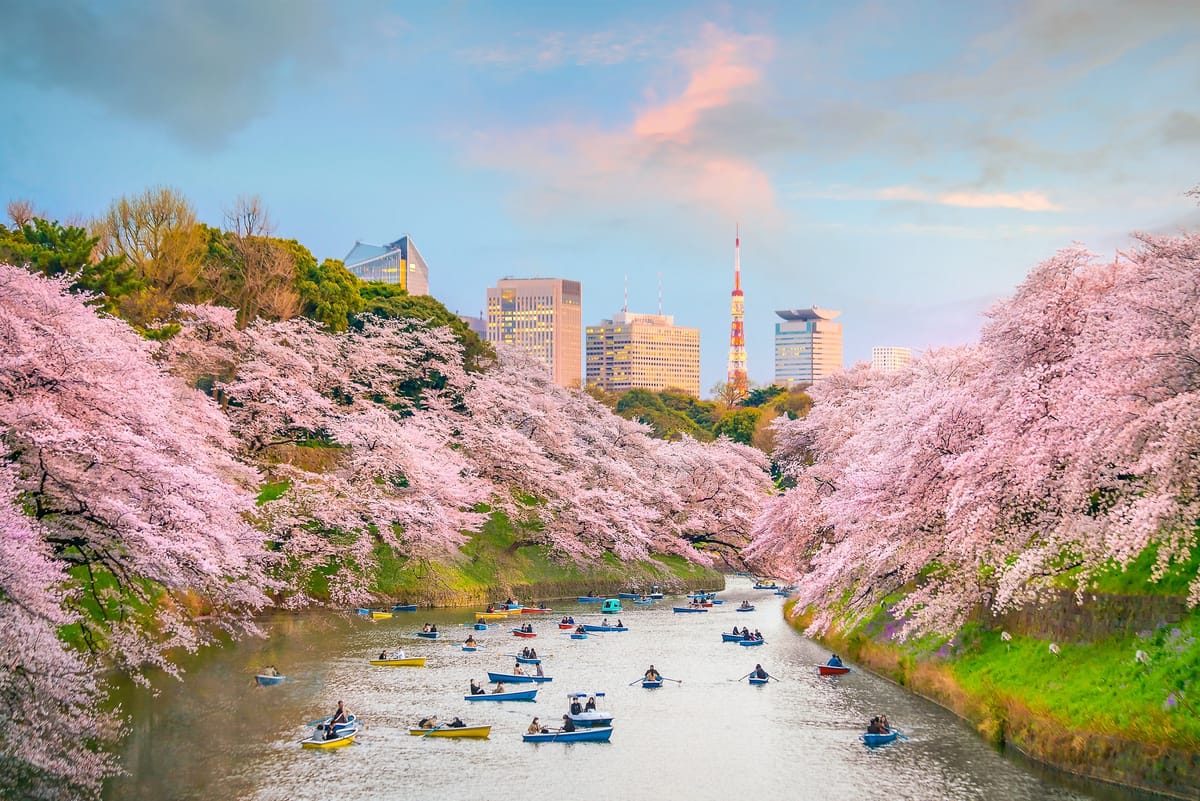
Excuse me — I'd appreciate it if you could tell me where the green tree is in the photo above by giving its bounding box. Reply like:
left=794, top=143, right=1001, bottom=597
left=297, top=257, right=364, bottom=332
left=713, top=407, right=762, bottom=445
left=0, top=218, right=139, bottom=315
left=744, top=385, right=785, bottom=407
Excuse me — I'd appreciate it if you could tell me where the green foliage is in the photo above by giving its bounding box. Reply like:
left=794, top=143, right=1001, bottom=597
left=256, top=481, right=291, bottom=506
left=358, top=281, right=492, bottom=369
left=743, top=385, right=785, bottom=407
left=296, top=257, right=364, bottom=332
left=1077, top=543, right=1200, bottom=597
left=713, top=407, right=762, bottom=445
left=612, top=388, right=715, bottom=440
left=0, top=219, right=140, bottom=315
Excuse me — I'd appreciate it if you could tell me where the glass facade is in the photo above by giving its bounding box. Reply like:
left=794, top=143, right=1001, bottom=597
left=486, top=278, right=582, bottom=387
left=586, top=312, right=701, bottom=396
left=774, top=308, right=843, bottom=386
left=343, top=236, right=429, bottom=295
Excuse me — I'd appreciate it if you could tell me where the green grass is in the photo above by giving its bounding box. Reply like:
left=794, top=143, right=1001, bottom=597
left=255, top=480, right=290, bottom=505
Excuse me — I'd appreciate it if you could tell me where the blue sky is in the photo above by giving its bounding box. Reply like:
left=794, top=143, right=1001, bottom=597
left=2, top=0, right=1198, bottom=393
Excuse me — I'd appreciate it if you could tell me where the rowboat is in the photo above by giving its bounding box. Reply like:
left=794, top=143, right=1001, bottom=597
left=408, top=725, right=491, bottom=738
left=641, top=679, right=663, bottom=688
left=737, top=639, right=765, bottom=647
left=475, top=611, right=509, bottom=620
left=487, top=671, right=552, bottom=683
left=735, top=605, right=756, bottom=612
left=523, top=726, right=613, bottom=743
left=509, top=654, right=541, bottom=665
left=519, top=607, right=552, bottom=614
left=473, top=623, right=489, bottom=630
left=369, top=656, right=426, bottom=667
left=570, top=633, right=588, bottom=639
left=721, top=633, right=748, bottom=642
left=498, top=604, right=524, bottom=612
left=633, top=599, right=653, bottom=605
left=416, top=631, right=440, bottom=639
left=567, top=693, right=613, bottom=727
left=617, top=592, right=642, bottom=599
left=582, top=624, right=628, bottom=632
left=577, top=596, right=603, bottom=603
left=749, top=676, right=769, bottom=685
left=464, top=688, right=537, bottom=702
left=710, top=599, right=724, bottom=604
left=753, top=582, right=779, bottom=590
left=255, top=673, right=286, bottom=686
left=861, top=731, right=899, bottom=747
left=370, top=611, right=392, bottom=620
left=673, top=607, right=707, bottom=613
left=818, top=665, right=850, bottom=676
left=301, top=727, right=358, bottom=748
left=511, top=629, right=536, bottom=638
left=391, top=604, right=418, bottom=612
left=600, top=600, right=622, bottom=614
left=558, top=623, right=575, bottom=629
left=462, top=645, right=478, bottom=652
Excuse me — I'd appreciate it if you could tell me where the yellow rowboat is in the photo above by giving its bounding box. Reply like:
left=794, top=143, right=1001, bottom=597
left=368, top=657, right=426, bottom=667
left=370, top=611, right=393, bottom=620
left=408, top=725, right=491, bottom=738
left=301, top=730, right=358, bottom=748
left=475, top=611, right=509, bottom=620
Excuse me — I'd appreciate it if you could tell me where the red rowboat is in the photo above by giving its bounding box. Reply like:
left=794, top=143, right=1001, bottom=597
left=817, top=665, right=850, bottom=676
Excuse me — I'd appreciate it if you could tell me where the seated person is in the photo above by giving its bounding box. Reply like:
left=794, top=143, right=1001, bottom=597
left=492, top=681, right=505, bottom=694
left=430, top=624, right=438, bottom=633
left=828, top=654, right=844, bottom=667
left=512, top=662, right=523, bottom=675
left=527, top=717, right=542, bottom=734
left=418, top=716, right=437, bottom=729
left=644, top=665, right=660, bottom=681
left=469, top=679, right=484, bottom=695
left=449, top=717, right=465, bottom=728
left=528, top=648, right=538, bottom=658
left=570, top=699, right=583, bottom=715
left=575, top=625, right=586, bottom=634
left=867, top=717, right=882, bottom=734
left=754, top=664, right=768, bottom=679
left=535, top=663, right=544, bottom=677
left=379, top=650, right=388, bottom=660
left=560, top=714, right=576, bottom=732
left=584, top=696, right=597, bottom=711
left=465, top=636, right=476, bottom=646
left=616, top=619, right=624, bottom=627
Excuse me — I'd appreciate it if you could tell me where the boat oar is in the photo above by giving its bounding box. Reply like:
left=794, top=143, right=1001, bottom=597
left=730, top=672, right=752, bottom=682
left=420, top=722, right=448, bottom=738
left=628, top=677, right=647, bottom=686
left=661, top=677, right=683, bottom=684
left=890, top=727, right=910, bottom=741
left=304, top=714, right=333, bottom=727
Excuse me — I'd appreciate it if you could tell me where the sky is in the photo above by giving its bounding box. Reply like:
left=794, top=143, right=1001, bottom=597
left=1, top=0, right=1198, bottom=393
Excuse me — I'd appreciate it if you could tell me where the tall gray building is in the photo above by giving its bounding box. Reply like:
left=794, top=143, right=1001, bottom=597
left=774, top=308, right=843, bottom=386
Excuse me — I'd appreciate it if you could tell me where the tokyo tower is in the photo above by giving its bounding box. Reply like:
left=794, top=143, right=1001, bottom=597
left=726, top=225, right=748, bottom=401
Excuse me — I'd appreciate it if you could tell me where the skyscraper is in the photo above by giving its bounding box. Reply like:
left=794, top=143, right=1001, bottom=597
left=586, top=311, right=701, bottom=396
left=726, top=227, right=748, bottom=400
left=486, top=278, right=582, bottom=388
left=774, top=308, right=843, bottom=386
left=342, top=235, right=429, bottom=295
left=872, top=346, right=912, bottom=372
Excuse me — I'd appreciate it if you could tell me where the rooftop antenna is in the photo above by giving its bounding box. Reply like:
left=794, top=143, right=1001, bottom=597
left=623, top=273, right=628, bottom=314
left=657, top=272, right=663, bottom=315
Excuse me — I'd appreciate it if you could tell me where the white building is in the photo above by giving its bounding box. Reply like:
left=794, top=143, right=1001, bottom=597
left=872, top=346, right=912, bottom=373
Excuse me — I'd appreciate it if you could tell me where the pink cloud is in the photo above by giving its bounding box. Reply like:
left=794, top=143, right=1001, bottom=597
left=469, top=24, right=778, bottom=222
left=875, top=185, right=1063, bottom=211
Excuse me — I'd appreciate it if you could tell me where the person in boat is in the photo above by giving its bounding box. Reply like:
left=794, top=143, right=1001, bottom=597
left=828, top=654, right=844, bottom=667
left=879, top=714, right=890, bottom=733
left=584, top=696, right=597, bottom=711
left=477, top=617, right=487, bottom=626
left=528, top=647, right=538, bottom=658
left=535, top=662, right=544, bottom=677
left=570, top=698, right=583, bottom=715
left=575, top=624, right=586, bottom=634
left=379, top=649, right=388, bottom=659
left=512, top=662, right=524, bottom=675
left=616, top=619, right=624, bottom=628
left=418, top=716, right=438, bottom=729
left=492, top=681, right=505, bottom=694
left=329, top=700, right=348, bottom=727
left=753, top=664, right=768, bottom=680
left=561, top=616, right=570, bottom=624
left=741, top=626, right=750, bottom=638
left=465, top=635, right=476, bottom=647
left=527, top=717, right=542, bottom=734
left=753, top=629, right=763, bottom=640
left=486, top=604, right=496, bottom=613
left=505, top=597, right=514, bottom=606
left=601, top=617, right=609, bottom=626
left=560, top=714, right=576, bottom=732
left=469, top=679, right=485, bottom=695
left=740, top=601, right=752, bottom=609
left=644, top=665, right=660, bottom=681
left=449, top=717, right=465, bottom=728
left=867, top=716, right=883, bottom=734
left=430, top=624, right=438, bottom=633
left=265, top=665, right=280, bottom=677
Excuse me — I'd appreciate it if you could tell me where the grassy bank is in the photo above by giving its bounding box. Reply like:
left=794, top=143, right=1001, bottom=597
left=784, top=560, right=1200, bottom=799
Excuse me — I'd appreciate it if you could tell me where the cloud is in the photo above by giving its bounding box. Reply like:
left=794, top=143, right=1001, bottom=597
left=470, top=23, right=778, bottom=223
left=792, top=183, right=1064, bottom=212
left=0, top=0, right=391, bottom=150
left=1162, top=110, right=1200, bottom=145
left=462, top=26, right=666, bottom=70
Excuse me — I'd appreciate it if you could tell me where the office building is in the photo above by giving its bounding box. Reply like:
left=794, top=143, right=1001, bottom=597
left=586, top=311, right=701, bottom=396
left=774, top=307, right=843, bottom=386
left=486, top=278, right=582, bottom=387
left=343, top=235, right=429, bottom=295
left=872, top=346, right=912, bottom=373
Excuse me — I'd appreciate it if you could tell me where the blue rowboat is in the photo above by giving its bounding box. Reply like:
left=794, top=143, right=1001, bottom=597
left=464, top=689, right=537, bottom=702
left=416, top=631, right=440, bottom=639
left=255, top=673, right=286, bottom=686
left=462, top=645, right=478, bottom=652
left=523, top=726, right=613, bottom=743
left=578, top=596, right=603, bottom=603
left=749, top=676, right=769, bottom=685
left=512, top=655, right=541, bottom=665
left=486, top=671, right=552, bottom=683
left=617, top=592, right=642, bottom=599
left=737, top=639, right=765, bottom=647
left=861, top=731, right=899, bottom=747
left=735, top=605, right=756, bottom=612
left=721, top=633, right=748, bottom=642
left=391, top=604, right=418, bottom=612
left=633, top=599, right=653, bottom=605
left=473, top=623, right=489, bottom=630
left=570, top=633, right=588, bottom=639
left=582, top=624, right=628, bottom=633
left=673, top=607, right=707, bottom=613
left=641, top=679, right=663, bottom=689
